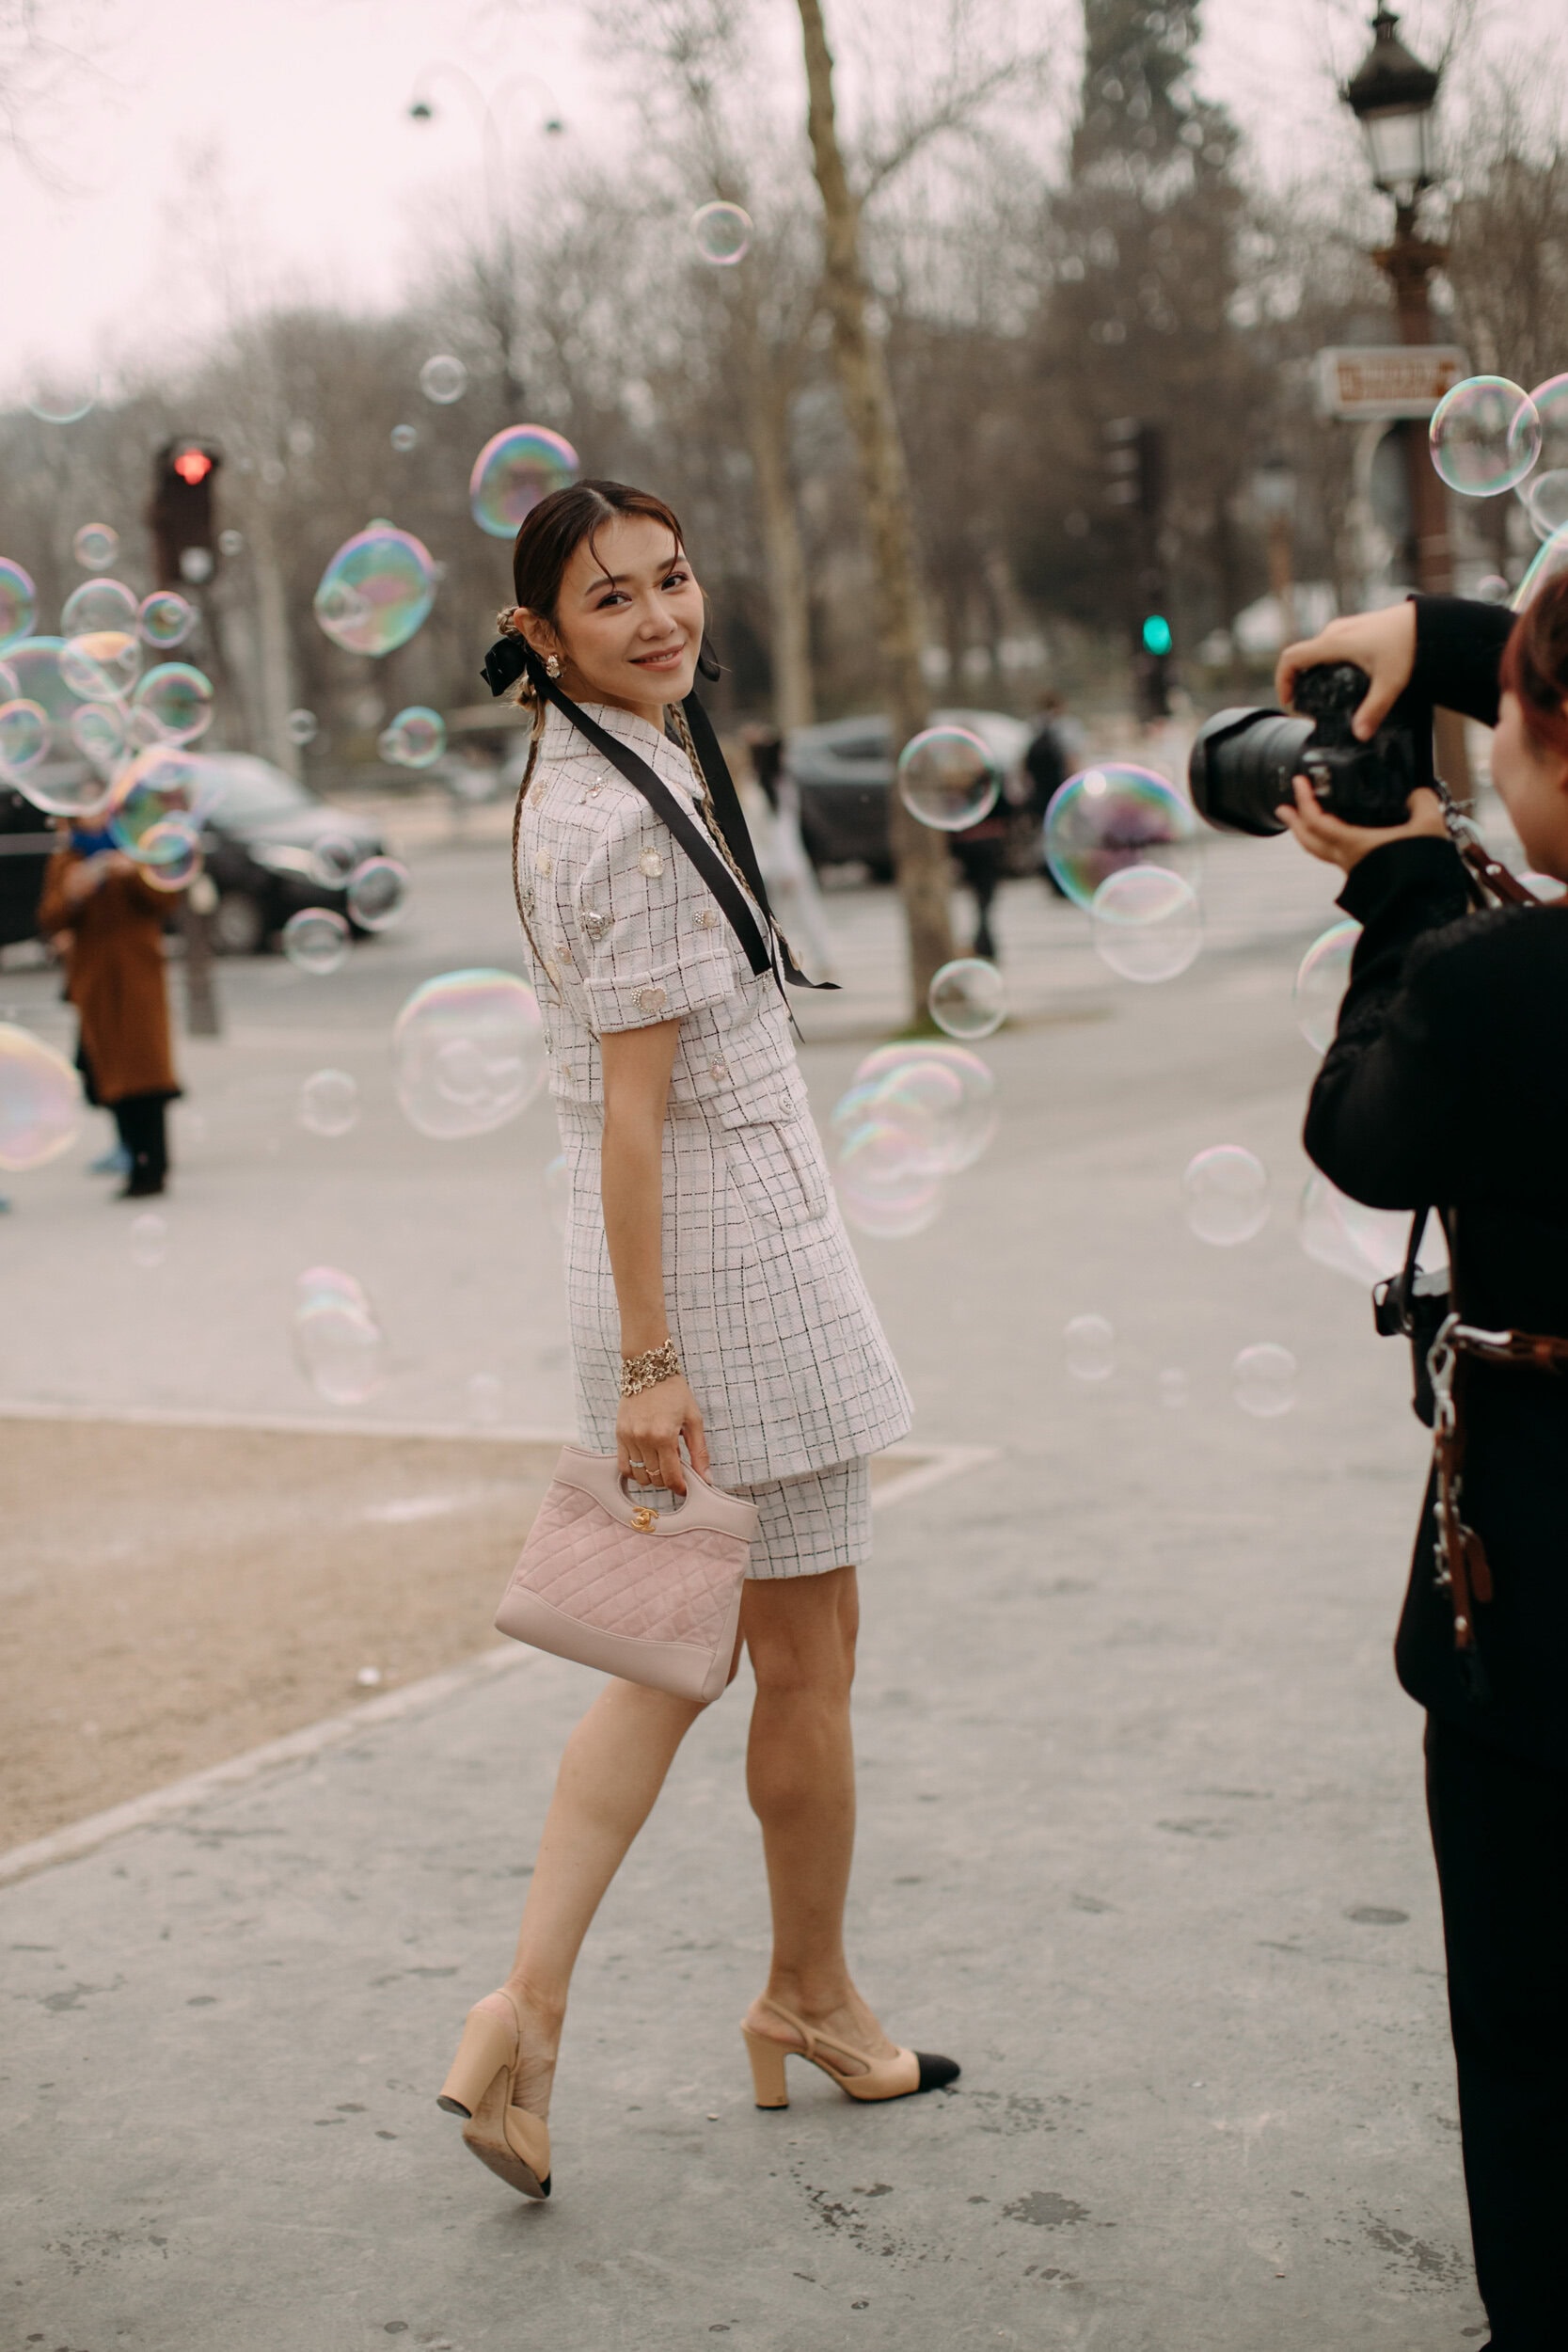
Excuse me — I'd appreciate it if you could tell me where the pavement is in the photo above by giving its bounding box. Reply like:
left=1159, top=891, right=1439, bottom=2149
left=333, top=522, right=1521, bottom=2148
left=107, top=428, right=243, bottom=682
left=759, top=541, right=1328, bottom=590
left=0, top=819, right=1492, bottom=2348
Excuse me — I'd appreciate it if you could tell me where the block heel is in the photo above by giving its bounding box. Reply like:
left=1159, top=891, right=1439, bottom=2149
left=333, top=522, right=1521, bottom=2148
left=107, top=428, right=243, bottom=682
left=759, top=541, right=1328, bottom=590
left=743, top=2026, right=791, bottom=2108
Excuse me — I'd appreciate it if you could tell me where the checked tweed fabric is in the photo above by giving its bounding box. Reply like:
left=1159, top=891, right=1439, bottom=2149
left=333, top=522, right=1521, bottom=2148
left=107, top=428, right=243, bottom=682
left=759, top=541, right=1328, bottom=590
left=514, top=703, right=911, bottom=1558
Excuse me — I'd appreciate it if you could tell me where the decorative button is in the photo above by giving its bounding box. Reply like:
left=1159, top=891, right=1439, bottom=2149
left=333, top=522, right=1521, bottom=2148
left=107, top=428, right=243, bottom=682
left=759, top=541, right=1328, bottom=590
left=638, top=985, right=668, bottom=1015
left=557, top=941, right=574, bottom=965
left=639, top=847, right=663, bottom=878
left=708, top=1058, right=729, bottom=1082
left=696, top=908, right=718, bottom=930
left=519, top=884, right=535, bottom=915
left=533, top=850, right=552, bottom=877
left=578, top=905, right=610, bottom=942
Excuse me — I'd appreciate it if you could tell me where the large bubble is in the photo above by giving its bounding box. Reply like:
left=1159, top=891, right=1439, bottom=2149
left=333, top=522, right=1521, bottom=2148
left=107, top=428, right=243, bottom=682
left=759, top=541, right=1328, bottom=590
left=71, top=700, right=127, bottom=772
left=313, top=523, right=437, bottom=658
left=1522, top=469, right=1568, bottom=542
left=468, top=427, right=579, bottom=538
left=378, top=706, right=446, bottom=768
left=927, top=956, right=1006, bottom=1039
left=138, top=591, right=197, bottom=650
left=1298, top=1172, right=1445, bottom=1286
left=1511, top=524, right=1568, bottom=612
left=60, top=578, right=138, bottom=640
left=4, top=640, right=112, bottom=815
left=0, top=1022, right=83, bottom=1170
left=72, top=523, right=119, bottom=571
left=1233, top=1343, right=1297, bottom=1418
left=293, top=1266, right=387, bottom=1406
left=1183, top=1145, right=1269, bottom=1245
left=419, top=354, right=467, bottom=405
left=1428, top=376, right=1541, bottom=496
left=106, top=746, right=199, bottom=859
left=1044, top=765, right=1198, bottom=908
left=896, top=726, right=1000, bottom=831
left=392, top=969, right=546, bottom=1138
left=689, top=201, right=752, bottom=264
left=0, top=699, right=48, bottom=776
left=131, top=662, right=214, bottom=746
left=25, top=375, right=97, bottom=425
left=345, top=856, right=409, bottom=930
left=832, top=1119, right=942, bottom=1240
left=847, top=1041, right=998, bottom=1173
left=59, top=629, right=140, bottom=702
left=282, top=907, right=351, bottom=976
left=1294, top=917, right=1359, bottom=1054
left=0, top=562, right=36, bottom=653
left=137, top=818, right=203, bottom=891
left=1091, top=865, right=1202, bottom=981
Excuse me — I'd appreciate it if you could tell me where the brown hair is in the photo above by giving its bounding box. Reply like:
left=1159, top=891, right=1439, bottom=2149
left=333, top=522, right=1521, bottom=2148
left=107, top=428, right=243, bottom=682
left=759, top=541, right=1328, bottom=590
left=506, top=479, right=686, bottom=631
left=1501, top=570, right=1568, bottom=764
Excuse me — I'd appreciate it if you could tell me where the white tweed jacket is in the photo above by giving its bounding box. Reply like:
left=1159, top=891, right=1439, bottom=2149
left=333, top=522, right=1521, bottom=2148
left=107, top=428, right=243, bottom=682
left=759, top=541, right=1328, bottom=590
left=515, top=701, right=912, bottom=1486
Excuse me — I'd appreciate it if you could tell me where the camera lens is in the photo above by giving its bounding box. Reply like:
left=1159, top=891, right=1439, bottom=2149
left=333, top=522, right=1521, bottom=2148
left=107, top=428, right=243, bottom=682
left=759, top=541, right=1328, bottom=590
left=1188, top=708, right=1315, bottom=837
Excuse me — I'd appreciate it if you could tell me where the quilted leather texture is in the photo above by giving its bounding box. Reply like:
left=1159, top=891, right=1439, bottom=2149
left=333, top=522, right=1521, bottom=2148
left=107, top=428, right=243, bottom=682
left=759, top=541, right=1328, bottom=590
left=506, top=1481, right=746, bottom=1648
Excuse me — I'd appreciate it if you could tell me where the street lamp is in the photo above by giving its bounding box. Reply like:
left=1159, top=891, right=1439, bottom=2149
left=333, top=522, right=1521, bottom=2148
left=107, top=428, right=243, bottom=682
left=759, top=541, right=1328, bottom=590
left=1343, top=7, right=1440, bottom=212
left=1252, top=456, right=1298, bottom=646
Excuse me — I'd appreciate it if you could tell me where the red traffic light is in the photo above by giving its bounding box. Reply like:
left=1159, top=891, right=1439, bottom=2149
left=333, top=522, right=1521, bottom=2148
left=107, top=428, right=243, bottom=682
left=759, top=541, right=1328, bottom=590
left=172, top=447, right=214, bottom=485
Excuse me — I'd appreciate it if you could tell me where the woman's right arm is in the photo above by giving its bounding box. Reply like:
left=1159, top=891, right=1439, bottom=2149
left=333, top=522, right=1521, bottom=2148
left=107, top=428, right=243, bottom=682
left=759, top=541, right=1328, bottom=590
left=1276, top=595, right=1514, bottom=739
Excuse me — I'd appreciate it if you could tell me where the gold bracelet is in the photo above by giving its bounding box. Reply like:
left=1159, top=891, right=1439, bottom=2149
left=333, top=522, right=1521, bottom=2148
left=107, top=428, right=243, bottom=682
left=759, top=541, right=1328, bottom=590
left=619, top=1339, right=681, bottom=1397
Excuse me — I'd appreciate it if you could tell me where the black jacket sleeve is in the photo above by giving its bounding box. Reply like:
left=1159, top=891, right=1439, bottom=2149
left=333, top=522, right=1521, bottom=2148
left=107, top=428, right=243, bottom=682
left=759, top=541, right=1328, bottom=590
left=1409, top=595, right=1514, bottom=726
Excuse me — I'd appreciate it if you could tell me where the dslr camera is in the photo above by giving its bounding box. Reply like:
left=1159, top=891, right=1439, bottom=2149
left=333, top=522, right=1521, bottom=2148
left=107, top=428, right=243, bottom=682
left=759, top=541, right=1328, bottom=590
left=1188, top=661, right=1429, bottom=835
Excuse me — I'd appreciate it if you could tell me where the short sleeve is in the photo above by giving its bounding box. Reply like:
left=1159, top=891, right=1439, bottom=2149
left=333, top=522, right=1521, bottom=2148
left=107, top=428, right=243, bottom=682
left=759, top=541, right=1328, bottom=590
left=578, top=796, right=748, bottom=1031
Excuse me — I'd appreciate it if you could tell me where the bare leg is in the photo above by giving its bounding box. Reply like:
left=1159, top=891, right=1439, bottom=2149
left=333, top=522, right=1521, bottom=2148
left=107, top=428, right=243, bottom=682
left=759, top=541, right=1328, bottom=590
left=739, top=1565, right=897, bottom=2068
left=501, top=1677, right=704, bottom=2113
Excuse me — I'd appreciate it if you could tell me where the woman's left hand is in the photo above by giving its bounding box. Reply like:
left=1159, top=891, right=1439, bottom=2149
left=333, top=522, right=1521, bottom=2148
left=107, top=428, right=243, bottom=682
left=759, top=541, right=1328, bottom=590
left=1277, top=777, right=1449, bottom=874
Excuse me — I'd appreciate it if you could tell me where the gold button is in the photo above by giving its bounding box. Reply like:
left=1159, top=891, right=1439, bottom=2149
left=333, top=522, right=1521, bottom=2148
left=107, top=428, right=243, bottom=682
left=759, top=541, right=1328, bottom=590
left=638, top=985, right=668, bottom=1014
left=639, top=848, right=663, bottom=879
left=696, top=908, right=718, bottom=930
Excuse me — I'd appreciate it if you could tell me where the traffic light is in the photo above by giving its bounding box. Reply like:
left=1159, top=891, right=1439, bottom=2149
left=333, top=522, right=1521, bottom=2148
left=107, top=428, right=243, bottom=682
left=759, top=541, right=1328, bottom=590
left=1141, top=612, right=1173, bottom=657
left=149, top=439, right=221, bottom=589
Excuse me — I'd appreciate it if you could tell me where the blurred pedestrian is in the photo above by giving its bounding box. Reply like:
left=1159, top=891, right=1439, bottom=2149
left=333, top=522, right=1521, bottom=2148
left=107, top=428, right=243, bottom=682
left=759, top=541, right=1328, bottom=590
left=951, top=795, right=1009, bottom=961
left=1025, top=692, right=1083, bottom=899
left=38, top=820, right=182, bottom=1199
left=741, top=722, right=838, bottom=982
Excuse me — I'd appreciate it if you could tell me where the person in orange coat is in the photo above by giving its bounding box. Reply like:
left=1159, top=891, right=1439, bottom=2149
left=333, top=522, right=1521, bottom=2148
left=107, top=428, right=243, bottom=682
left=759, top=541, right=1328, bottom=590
left=38, top=819, right=182, bottom=1199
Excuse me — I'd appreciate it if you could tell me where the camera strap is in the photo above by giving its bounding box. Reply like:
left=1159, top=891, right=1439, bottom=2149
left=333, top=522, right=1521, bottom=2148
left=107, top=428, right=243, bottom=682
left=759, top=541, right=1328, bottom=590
left=1425, top=1312, right=1568, bottom=1657
left=1434, top=784, right=1544, bottom=909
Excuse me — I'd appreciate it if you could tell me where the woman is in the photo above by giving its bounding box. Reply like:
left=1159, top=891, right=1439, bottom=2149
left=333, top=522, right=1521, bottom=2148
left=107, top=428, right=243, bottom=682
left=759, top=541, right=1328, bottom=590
left=38, top=820, right=182, bottom=1198
left=1277, top=580, right=1568, bottom=2352
left=437, top=481, right=958, bottom=2201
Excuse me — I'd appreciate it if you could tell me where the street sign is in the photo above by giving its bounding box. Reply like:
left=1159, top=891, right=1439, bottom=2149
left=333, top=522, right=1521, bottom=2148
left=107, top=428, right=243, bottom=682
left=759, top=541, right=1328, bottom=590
left=1314, top=344, right=1469, bottom=421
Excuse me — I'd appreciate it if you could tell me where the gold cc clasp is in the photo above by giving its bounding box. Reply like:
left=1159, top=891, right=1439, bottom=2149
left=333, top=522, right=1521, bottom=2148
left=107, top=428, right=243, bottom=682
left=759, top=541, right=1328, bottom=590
left=631, top=1505, right=657, bottom=1533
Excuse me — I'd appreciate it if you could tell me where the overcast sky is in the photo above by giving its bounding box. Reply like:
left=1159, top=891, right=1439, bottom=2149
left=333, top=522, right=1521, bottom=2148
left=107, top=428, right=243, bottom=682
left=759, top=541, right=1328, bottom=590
left=5, top=0, right=1565, bottom=403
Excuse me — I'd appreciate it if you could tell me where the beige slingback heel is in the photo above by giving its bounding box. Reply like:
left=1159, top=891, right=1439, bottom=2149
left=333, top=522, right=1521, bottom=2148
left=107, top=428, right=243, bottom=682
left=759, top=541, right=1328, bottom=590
left=437, top=1990, right=552, bottom=2200
left=741, top=1995, right=959, bottom=2108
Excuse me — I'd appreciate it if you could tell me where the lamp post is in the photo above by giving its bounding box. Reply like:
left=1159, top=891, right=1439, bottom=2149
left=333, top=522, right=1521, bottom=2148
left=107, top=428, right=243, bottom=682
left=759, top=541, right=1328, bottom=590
left=1343, top=7, right=1469, bottom=787
left=1253, top=455, right=1298, bottom=650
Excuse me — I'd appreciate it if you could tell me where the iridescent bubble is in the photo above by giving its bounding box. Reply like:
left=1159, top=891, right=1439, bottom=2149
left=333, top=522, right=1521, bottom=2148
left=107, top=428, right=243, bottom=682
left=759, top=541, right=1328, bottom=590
left=1297, top=1171, right=1445, bottom=1286
left=468, top=427, right=579, bottom=538
left=312, top=832, right=361, bottom=887
left=137, top=818, right=202, bottom=892
left=26, top=376, right=97, bottom=425
left=72, top=523, right=119, bottom=571
left=293, top=1265, right=387, bottom=1405
left=0, top=562, right=36, bottom=653
left=0, top=660, right=16, bottom=702
left=1522, top=469, right=1568, bottom=541
left=60, top=630, right=140, bottom=702
left=71, top=700, right=126, bottom=771
left=0, top=699, right=48, bottom=776
left=61, top=578, right=138, bottom=640
left=1157, top=1367, right=1189, bottom=1409
left=1429, top=376, right=1541, bottom=496
left=419, top=354, right=467, bottom=405
left=1294, top=917, right=1359, bottom=1054
left=313, top=523, right=437, bottom=657
left=1044, top=766, right=1198, bottom=908
left=1091, top=865, right=1203, bottom=981
left=832, top=1120, right=943, bottom=1241
left=544, top=1152, right=569, bottom=1234
left=689, top=200, right=752, bottom=264
left=286, top=707, right=319, bottom=748
left=1511, top=524, right=1568, bottom=612
left=180, top=548, right=214, bottom=585
left=282, top=907, right=351, bottom=976
left=107, top=745, right=198, bottom=859
left=3, top=641, right=112, bottom=816
left=138, top=591, right=197, bottom=650
left=1064, top=1313, right=1114, bottom=1382
left=1233, top=1343, right=1297, bottom=1418
left=392, top=969, right=546, bottom=1138
left=131, top=662, right=214, bottom=746
left=849, top=1041, right=997, bottom=1173
left=1182, top=1145, right=1269, bottom=1245
left=298, top=1068, right=359, bottom=1136
left=0, top=1021, right=82, bottom=1170
left=896, top=726, right=1001, bottom=831
left=345, top=856, right=409, bottom=930
left=1526, top=372, right=1568, bottom=477
left=927, top=956, right=1006, bottom=1040
left=390, top=423, right=418, bottom=453
left=129, top=1210, right=168, bottom=1268
left=378, top=706, right=446, bottom=768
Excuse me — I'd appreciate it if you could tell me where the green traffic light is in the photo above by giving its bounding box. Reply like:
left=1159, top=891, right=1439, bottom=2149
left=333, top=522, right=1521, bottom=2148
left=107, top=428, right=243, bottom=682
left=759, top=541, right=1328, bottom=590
left=1142, top=614, right=1172, bottom=657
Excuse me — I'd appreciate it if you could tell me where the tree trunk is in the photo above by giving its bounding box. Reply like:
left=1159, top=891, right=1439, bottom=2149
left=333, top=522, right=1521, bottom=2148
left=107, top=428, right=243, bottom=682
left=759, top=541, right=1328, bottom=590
left=746, top=363, right=816, bottom=737
left=794, top=0, right=955, bottom=1015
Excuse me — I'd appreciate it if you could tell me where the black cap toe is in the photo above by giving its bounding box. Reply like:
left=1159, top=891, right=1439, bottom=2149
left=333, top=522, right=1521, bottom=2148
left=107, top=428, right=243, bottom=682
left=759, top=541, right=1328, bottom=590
left=914, top=2051, right=960, bottom=2091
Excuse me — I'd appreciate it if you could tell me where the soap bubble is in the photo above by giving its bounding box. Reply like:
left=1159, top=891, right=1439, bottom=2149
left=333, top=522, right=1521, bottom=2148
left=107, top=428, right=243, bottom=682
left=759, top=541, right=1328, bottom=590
left=138, top=591, right=196, bottom=650
left=1157, top=1368, right=1189, bottom=1409
left=293, top=1265, right=387, bottom=1405
left=298, top=1068, right=359, bottom=1136
left=1475, top=573, right=1512, bottom=604
left=1429, top=376, right=1541, bottom=496
left=131, top=662, right=214, bottom=745
left=311, top=832, right=361, bottom=887
left=0, top=699, right=48, bottom=776
left=1044, top=766, right=1198, bottom=908
left=1091, top=865, right=1203, bottom=981
left=71, top=700, right=126, bottom=771
left=419, top=353, right=467, bottom=405
left=1064, top=1313, right=1114, bottom=1382
left=72, top=523, right=119, bottom=571
left=313, top=523, right=437, bottom=658
left=129, top=1211, right=168, bottom=1268
left=1525, top=371, right=1568, bottom=475
left=844, top=1041, right=998, bottom=1173
left=345, top=856, right=409, bottom=930
left=378, top=705, right=445, bottom=768
left=180, top=548, right=214, bottom=585
left=1183, top=1145, right=1269, bottom=1245
left=1294, top=917, right=1359, bottom=1053
left=218, top=529, right=244, bottom=558
left=689, top=200, right=752, bottom=264
left=286, top=707, right=319, bottom=748
left=544, top=1152, right=569, bottom=1233
left=0, top=1022, right=82, bottom=1170
left=60, top=629, right=140, bottom=702
left=26, top=375, right=97, bottom=424
left=0, top=562, right=36, bottom=653
left=832, top=1118, right=943, bottom=1239
left=60, top=578, right=138, bottom=640
left=1297, top=1171, right=1446, bottom=1286
left=282, top=908, right=351, bottom=976
left=468, top=426, right=579, bottom=538
left=390, top=422, right=418, bottom=453
left=3, top=641, right=112, bottom=815
left=927, top=956, right=1006, bottom=1039
left=1511, top=524, right=1568, bottom=612
left=1233, top=1343, right=1297, bottom=1418
left=392, top=969, right=546, bottom=1138
left=1522, top=469, right=1568, bottom=541
left=896, top=726, right=1001, bottom=831
left=137, top=818, right=203, bottom=891
left=107, top=744, right=198, bottom=858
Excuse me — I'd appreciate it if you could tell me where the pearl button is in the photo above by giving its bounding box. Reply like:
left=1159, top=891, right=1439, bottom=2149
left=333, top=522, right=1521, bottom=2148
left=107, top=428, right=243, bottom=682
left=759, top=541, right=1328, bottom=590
left=533, top=850, right=552, bottom=876
left=638, top=985, right=668, bottom=1014
left=709, top=1058, right=729, bottom=1082
left=696, top=908, right=718, bottom=930
left=639, top=847, right=663, bottom=878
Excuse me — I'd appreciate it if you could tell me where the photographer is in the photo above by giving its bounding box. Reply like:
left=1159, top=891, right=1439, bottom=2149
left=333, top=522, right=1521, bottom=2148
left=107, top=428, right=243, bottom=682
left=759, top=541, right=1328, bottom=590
left=1275, top=580, right=1568, bottom=2352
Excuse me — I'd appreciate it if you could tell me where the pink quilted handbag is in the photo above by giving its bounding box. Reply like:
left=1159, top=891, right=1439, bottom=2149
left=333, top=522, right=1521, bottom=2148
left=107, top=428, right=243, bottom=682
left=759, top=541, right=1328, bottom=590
left=494, top=1447, right=759, bottom=1704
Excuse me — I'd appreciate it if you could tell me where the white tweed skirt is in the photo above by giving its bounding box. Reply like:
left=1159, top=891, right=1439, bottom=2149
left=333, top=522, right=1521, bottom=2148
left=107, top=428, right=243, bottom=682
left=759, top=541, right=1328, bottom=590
left=732, top=1456, right=873, bottom=1581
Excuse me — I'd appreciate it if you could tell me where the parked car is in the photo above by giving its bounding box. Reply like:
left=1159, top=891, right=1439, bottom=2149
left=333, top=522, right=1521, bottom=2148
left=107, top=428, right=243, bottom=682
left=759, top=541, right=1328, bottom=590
left=0, top=783, right=59, bottom=949
left=785, top=708, right=1033, bottom=877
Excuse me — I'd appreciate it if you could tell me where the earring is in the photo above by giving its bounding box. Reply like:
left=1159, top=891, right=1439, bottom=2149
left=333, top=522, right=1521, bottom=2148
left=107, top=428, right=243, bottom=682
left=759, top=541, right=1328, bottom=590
left=545, top=653, right=561, bottom=679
